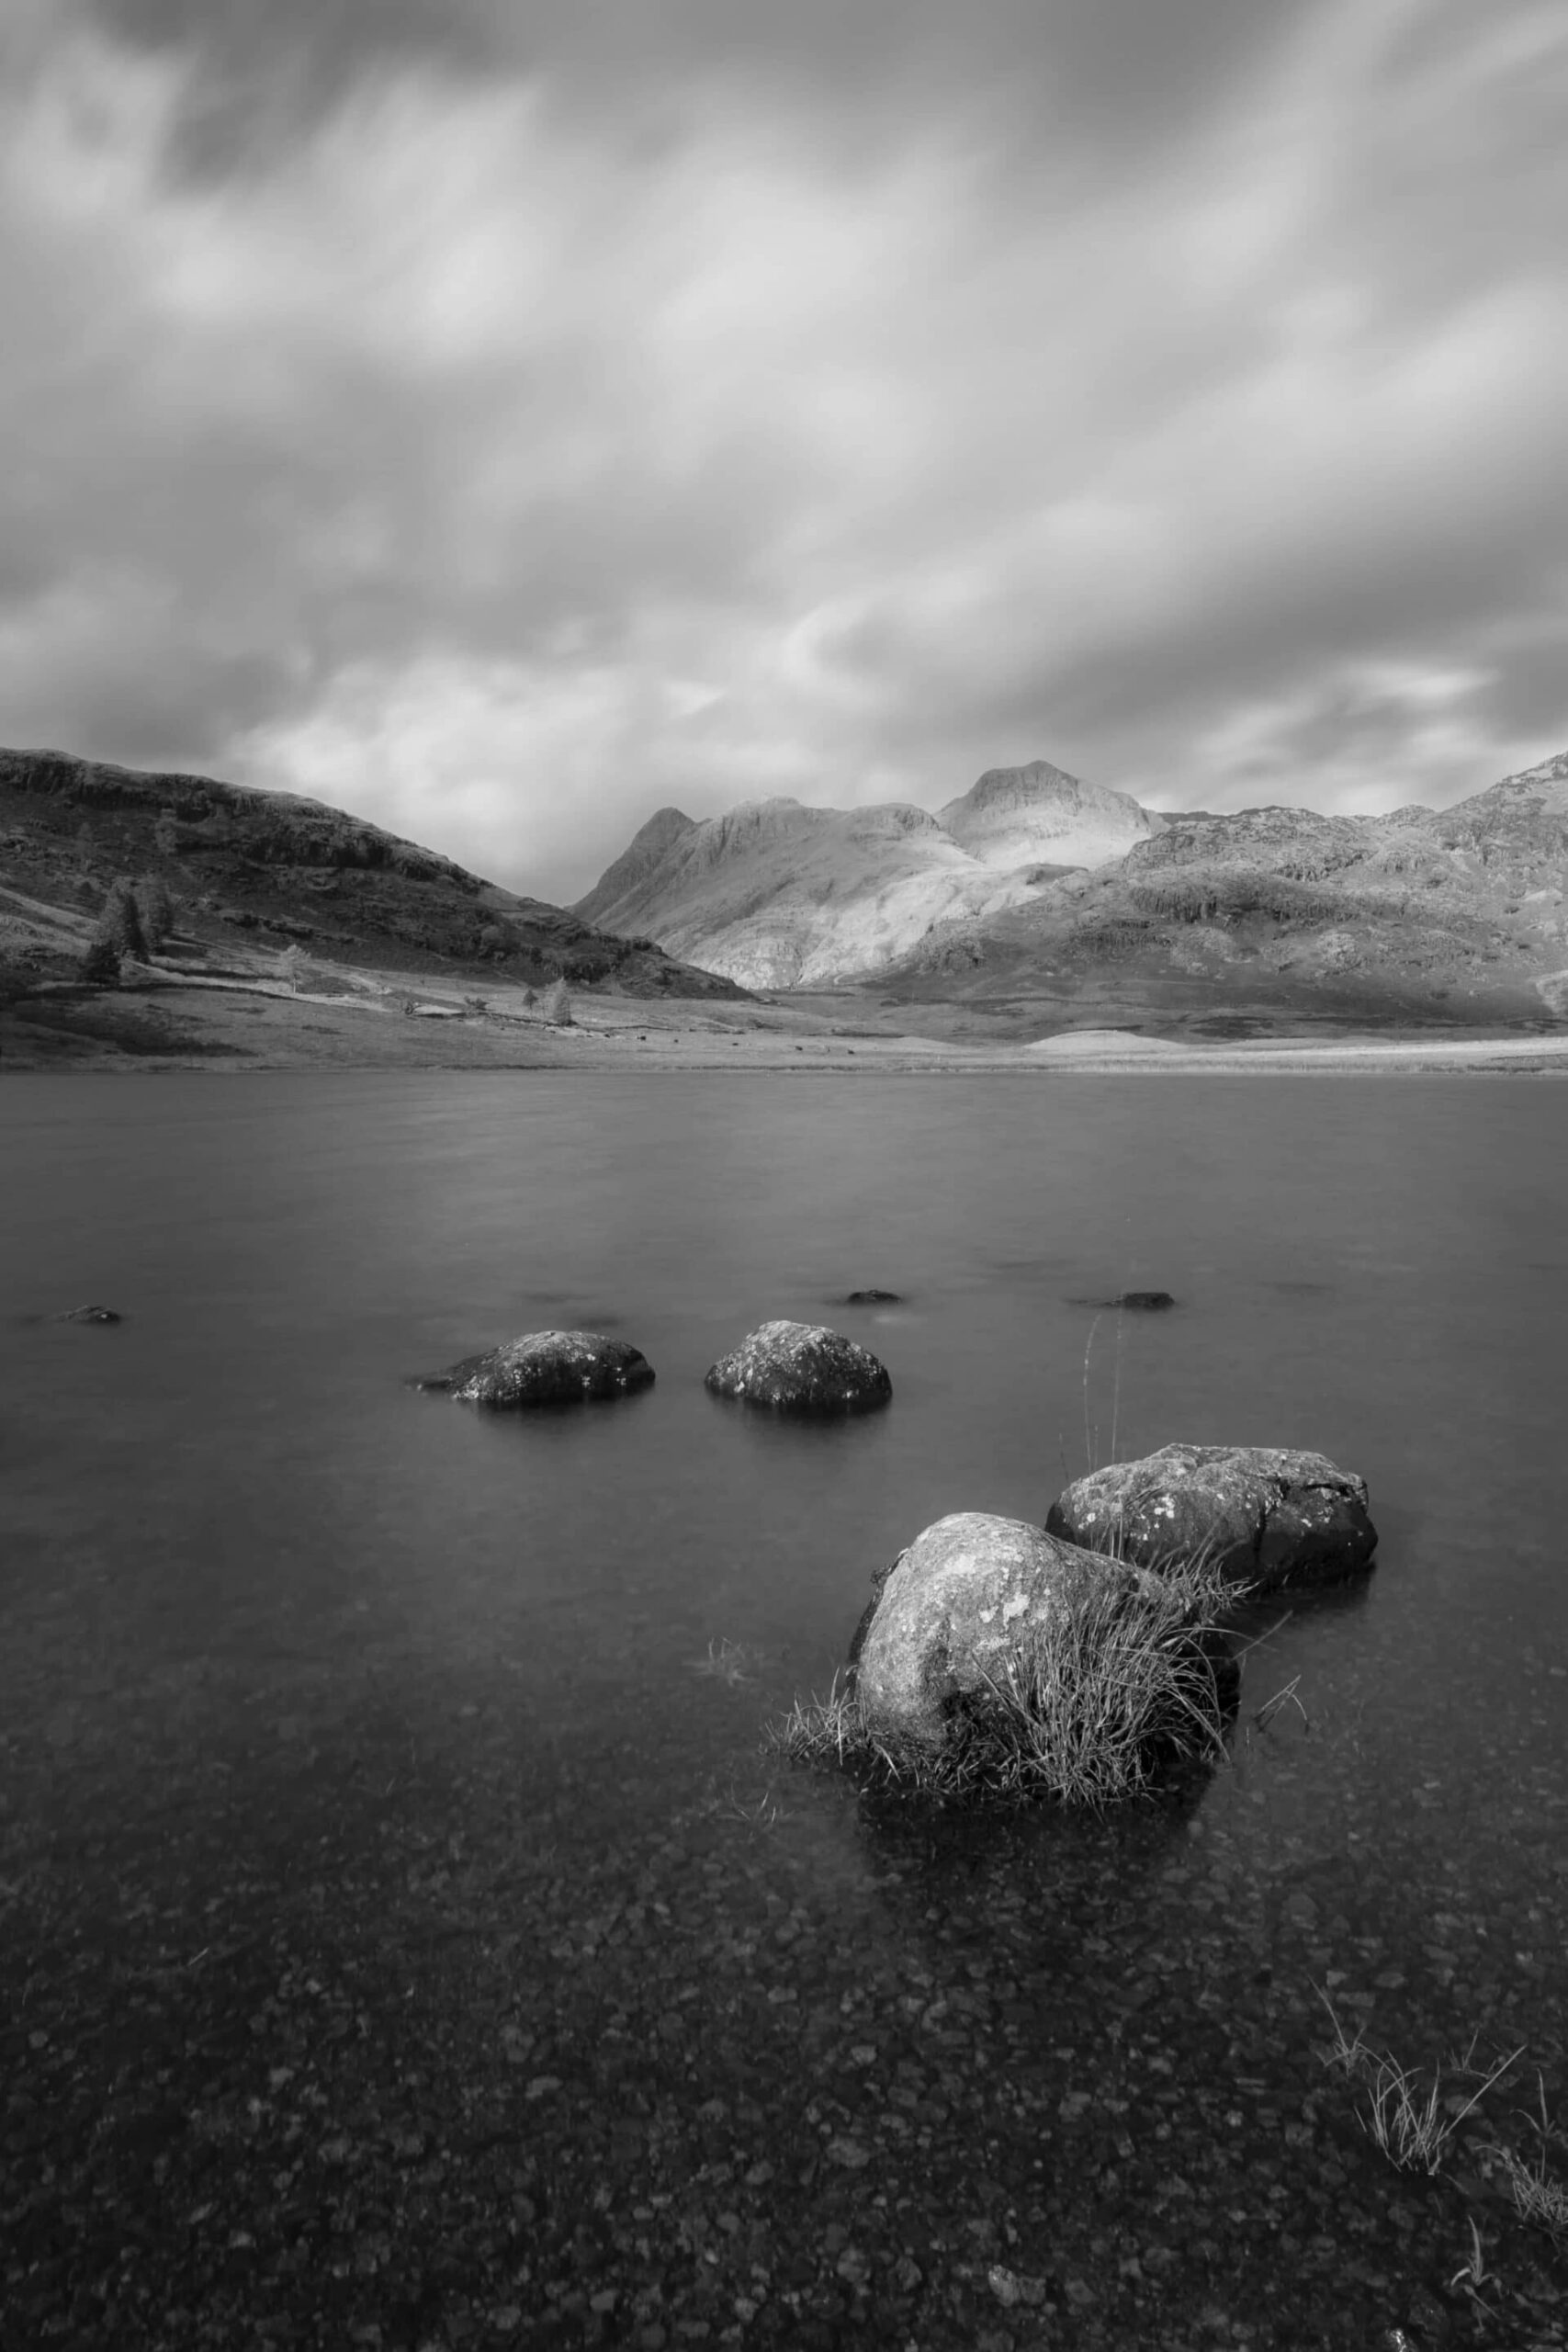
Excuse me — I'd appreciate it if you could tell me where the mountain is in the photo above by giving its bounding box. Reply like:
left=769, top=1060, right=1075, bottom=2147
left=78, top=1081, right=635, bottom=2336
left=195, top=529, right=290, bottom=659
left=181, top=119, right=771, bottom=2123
left=879, top=755, right=1568, bottom=1034
left=0, top=748, right=742, bottom=996
left=574, top=762, right=1156, bottom=989
left=579, top=751, right=1568, bottom=1033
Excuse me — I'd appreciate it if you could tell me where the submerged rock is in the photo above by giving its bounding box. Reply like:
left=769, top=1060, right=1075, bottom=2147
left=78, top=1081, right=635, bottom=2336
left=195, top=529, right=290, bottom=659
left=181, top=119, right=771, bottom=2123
left=705, top=1320, right=891, bottom=1413
left=54, top=1305, right=122, bottom=1324
left=418, top=1329, right=655, bottom=1408
left=850, top=1512, right=1142, bottom=1749
left=1072, top=1290, right=1177, bottom=1311
left=1046, top=1442, right=1376, bottom=1589
left=844, top=1288, right=904, bottom=1306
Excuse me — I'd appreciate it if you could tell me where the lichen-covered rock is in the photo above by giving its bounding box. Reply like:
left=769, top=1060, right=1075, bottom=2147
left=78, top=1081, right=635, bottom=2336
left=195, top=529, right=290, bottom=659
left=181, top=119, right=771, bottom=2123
left=1046, top=1442, right=1376, bottom=1589
left=849, top=1512, right=1138, bottom=1747
left=419, top=1329, right=654, bottom=1408
left=704, top=1320, right=891, bottom=1414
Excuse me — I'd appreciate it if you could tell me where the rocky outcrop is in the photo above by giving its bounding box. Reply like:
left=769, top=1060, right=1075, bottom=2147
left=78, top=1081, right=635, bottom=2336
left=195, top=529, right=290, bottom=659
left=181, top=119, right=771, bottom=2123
left=849, top=1512, right=1141, bottom=1747
left=419, top=1329, right=655, bottom=1407
left=705, top=1320, right=891, bottom=1413
left=1046, top=1442, right=1376, bottom=1589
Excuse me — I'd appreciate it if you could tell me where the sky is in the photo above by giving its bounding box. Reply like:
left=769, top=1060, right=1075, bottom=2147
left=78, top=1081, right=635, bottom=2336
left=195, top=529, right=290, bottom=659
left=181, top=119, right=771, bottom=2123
left=4, top=0, right=1566, bottom=905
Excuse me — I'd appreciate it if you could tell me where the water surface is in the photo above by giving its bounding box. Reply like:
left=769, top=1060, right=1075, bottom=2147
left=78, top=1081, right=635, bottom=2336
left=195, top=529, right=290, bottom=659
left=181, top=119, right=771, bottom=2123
left=3, top=1074, right=1565, bottom=2350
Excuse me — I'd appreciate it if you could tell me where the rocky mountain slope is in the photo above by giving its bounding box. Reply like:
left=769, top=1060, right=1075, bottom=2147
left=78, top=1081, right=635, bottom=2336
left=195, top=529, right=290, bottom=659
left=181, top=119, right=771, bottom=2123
left=881, top=753, right=1568, bottom=1034
left=0, top=748, right=741, bottom=996
left=581, top=752, right=1568, bottom=1034
left=575, top=763, right=1158, bottom=989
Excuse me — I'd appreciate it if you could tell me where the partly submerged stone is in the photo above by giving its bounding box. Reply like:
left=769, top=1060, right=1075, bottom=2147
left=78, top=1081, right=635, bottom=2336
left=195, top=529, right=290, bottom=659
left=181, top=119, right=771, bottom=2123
left=1070, top=1290, right=1176, bottom=1311
left=844, top=1288, right=904, bottom=1306
left=418, top=1329, right=654, bottom=1408
left=1046, top=1442, right=1376, bottom=1589
left=705, top=1319, right=891, bottom=1414
left=850, top=1511, right=1140, bottom=1748
left=54, top=1304, right=122, bottom=1324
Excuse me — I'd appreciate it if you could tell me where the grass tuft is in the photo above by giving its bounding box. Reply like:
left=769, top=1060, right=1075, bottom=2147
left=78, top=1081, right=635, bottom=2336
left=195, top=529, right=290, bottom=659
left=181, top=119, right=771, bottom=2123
left=1315, top=1990, right=1523, bottom=2175
left=768, top=1559, right=1237, bottom=1810
left=1489, top=2077, right=1568, bottom=2241
left=689, top=1638, right=757, bottom=1687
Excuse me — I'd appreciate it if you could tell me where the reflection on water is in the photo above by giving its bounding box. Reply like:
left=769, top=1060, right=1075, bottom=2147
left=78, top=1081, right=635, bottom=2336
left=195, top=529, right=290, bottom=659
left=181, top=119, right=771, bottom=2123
left=2, top=1073, right=1565, bottom=2347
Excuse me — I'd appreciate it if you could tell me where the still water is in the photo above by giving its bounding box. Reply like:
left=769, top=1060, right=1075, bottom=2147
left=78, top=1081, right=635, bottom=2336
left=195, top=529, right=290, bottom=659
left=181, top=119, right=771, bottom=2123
left=2, top=1074, right=1565, bottom=2350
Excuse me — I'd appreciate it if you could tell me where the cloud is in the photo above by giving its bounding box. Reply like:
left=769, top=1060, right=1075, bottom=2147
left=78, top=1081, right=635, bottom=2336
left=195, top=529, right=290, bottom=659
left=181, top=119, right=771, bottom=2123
left=2, top=0, right=1566, bottom=903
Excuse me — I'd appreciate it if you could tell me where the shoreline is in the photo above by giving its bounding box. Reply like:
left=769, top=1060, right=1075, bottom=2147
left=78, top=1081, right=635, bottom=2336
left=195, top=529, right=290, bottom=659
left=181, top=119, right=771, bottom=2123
left=5, top=949, right=1566, bottom=1076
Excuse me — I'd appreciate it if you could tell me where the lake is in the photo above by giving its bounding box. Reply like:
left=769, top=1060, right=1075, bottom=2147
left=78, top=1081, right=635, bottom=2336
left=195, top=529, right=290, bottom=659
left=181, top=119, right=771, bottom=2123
left=3, top=1071, right=1565, bottom=2350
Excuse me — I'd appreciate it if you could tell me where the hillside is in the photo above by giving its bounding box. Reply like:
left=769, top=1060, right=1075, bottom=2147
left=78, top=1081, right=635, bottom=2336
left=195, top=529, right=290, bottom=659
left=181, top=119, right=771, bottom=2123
left=574, top=763, right=1156, bottom=989
left=0, top=748, right=742, bottom=999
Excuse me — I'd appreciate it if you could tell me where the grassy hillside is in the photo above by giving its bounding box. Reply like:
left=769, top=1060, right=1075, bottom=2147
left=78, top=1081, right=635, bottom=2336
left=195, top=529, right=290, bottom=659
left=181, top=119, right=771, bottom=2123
left=0, top=748, right=743, bottom=1000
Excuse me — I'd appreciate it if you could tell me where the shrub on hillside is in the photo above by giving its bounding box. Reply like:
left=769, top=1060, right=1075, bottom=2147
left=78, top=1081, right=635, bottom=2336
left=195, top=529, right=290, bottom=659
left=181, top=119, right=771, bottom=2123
left=81, top=931, right=123, bottom=987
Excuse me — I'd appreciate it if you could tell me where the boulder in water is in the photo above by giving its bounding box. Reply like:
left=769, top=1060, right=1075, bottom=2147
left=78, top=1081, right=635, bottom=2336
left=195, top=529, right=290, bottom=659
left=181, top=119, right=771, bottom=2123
left=1046, top=1442, right=1375, bottom=1589
left=418, top=1329, right=654, bottom=1407
left=705, top=1320, right=890, bottom=1413
left=54, top=1305, right=122, bottom=1325
left=843, top=1287, right=903, bottom=1306
left=850, top=1512, right=1137, bottom=1749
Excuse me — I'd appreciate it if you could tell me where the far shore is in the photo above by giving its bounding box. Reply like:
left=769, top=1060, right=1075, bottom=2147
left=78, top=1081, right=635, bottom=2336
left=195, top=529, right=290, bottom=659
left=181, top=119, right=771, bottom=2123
left=6, top=961, right=1568, bottom=1077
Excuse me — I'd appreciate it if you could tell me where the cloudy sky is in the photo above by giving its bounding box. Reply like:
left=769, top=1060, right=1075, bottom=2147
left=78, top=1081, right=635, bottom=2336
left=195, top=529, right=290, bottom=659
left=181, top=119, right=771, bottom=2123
left=4, top=0, right=1566, bottom=903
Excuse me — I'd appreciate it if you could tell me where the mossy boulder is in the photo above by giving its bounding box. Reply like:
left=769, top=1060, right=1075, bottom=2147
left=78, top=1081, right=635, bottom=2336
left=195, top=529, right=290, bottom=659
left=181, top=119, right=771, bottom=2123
left=705, top=1320, right=891, bottom=1414
left=849, top=1513, right=1139, bottom=1749
left=1046, top=1442, right=1376, bottom=1589
left=420, top=1329, right=654, bottom=1407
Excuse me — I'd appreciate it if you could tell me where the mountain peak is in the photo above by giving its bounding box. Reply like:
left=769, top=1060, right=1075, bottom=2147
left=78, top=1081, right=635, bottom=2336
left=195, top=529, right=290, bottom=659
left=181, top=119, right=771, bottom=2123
left=937, top=760, right=1159, bottom=871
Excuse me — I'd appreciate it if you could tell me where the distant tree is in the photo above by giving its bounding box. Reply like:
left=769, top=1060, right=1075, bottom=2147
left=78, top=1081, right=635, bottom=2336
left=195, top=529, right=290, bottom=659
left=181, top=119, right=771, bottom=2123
left=152, top=810, right=180, bottom=857
left=101, top=878, right=149, bottom=963
left=138, top=875, right=175, bottom=948
left=477, top=922, right=506, bottom=957
left=280, top=944, right=309, bottom=994
left=74, top=820, right=94, bottom=868
left=520, top=984, right=538, bottom=1010
left=542, top=977, right=573, bottom=1024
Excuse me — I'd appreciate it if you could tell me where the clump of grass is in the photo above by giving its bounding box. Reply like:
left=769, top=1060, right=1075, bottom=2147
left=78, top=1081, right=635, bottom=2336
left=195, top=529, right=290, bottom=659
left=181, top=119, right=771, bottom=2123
left=768, top=1560, right=1236, bottom=1810
left=689, top=1638, right=757, bottom=1687
left=1490, top=2078, right=1568, bottom=2241
left=1315, top=1990, right=1523, bottom=2175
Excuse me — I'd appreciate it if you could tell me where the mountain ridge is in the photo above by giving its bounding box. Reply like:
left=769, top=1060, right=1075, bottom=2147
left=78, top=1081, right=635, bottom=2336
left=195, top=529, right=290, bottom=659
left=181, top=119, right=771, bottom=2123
left=576, top=752, right=1568, bottom=1028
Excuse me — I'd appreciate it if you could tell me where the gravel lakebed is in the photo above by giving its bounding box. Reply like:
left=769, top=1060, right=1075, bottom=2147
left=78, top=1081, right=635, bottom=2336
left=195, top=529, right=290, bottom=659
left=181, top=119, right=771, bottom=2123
left=5, top=1633, right=1566, bottom=2352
